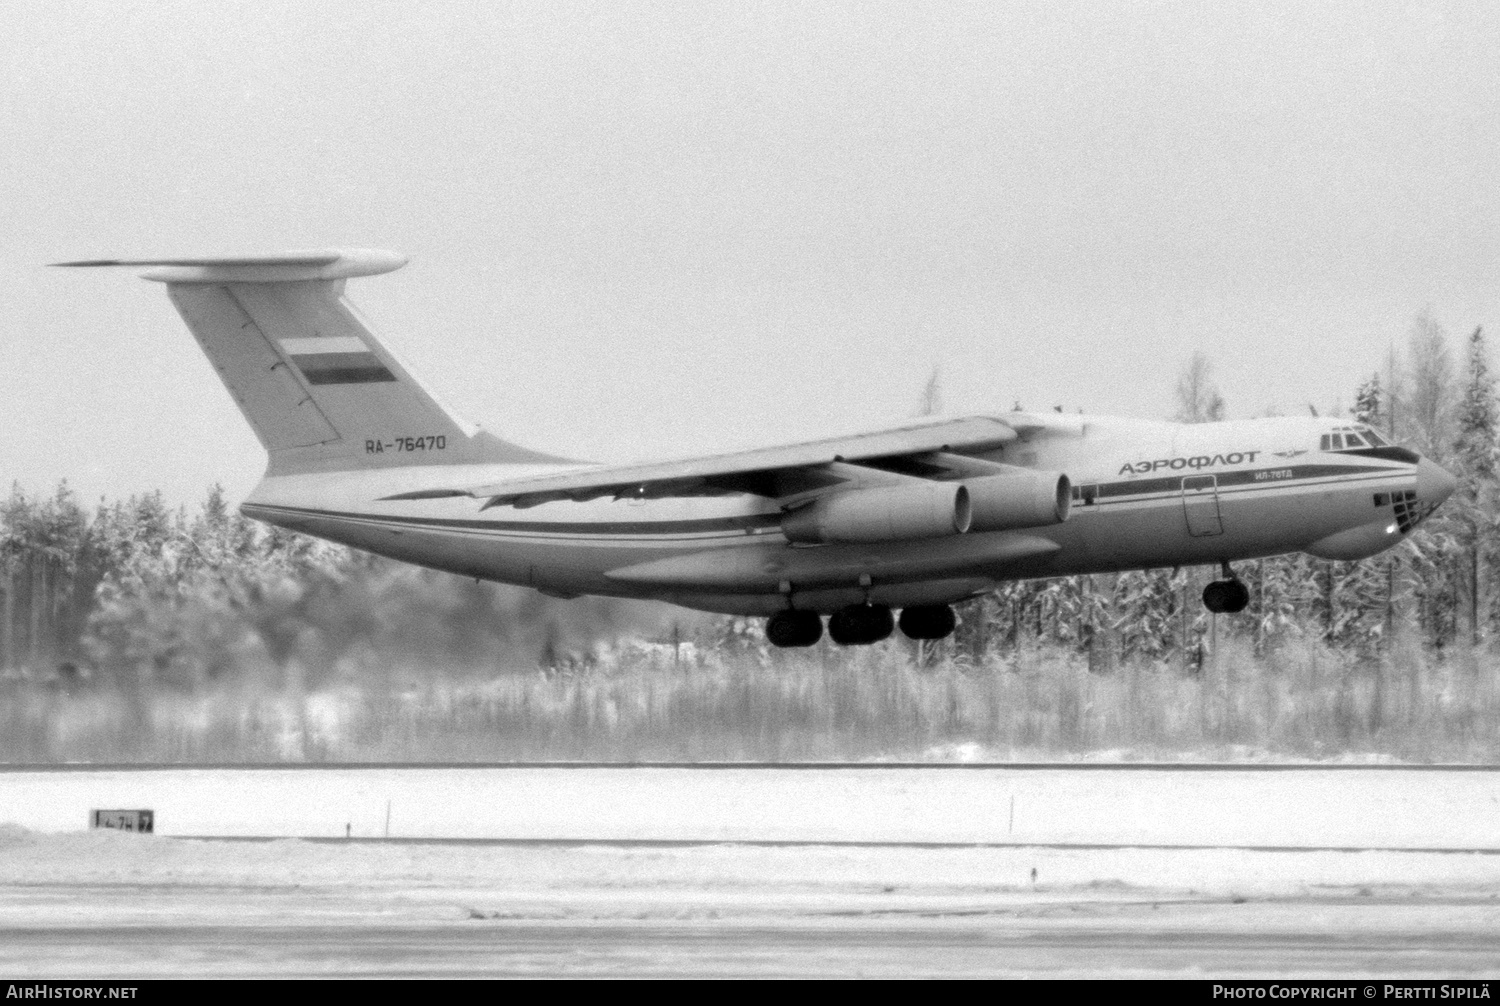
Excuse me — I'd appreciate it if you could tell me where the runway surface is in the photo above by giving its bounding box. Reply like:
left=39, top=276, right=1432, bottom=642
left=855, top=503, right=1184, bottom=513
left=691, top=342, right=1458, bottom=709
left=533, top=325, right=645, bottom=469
left=3, top=765, right=1500, bottom=977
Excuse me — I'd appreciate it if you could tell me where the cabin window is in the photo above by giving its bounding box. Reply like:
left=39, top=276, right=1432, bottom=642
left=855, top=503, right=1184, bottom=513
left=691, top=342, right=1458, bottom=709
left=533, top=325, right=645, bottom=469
left=1374, top=492, right=1390, bottom=507
left=1344, top=433, right=1365, bottom=447
left=1320, top=434, right=1331, bottom=450
left=1364, top=429, right=1388, bottom=446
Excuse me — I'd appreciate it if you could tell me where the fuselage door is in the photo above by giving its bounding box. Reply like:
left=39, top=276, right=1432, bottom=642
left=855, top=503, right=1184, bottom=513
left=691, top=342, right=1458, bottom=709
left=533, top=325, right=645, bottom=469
left=1181, top=474, right=1223, bottom=537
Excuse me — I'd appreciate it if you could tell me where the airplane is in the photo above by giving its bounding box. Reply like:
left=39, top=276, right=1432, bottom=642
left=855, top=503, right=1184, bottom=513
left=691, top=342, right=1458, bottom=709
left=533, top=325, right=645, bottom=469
left=58, top=249, right=1458, bottom=647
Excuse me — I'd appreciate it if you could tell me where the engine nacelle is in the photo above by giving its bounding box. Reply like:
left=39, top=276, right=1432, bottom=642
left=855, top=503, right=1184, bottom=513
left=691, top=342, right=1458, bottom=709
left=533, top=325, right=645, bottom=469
left=781, top=483, right=972, bottom=544
left=964, top=470, right=1072, bottom=532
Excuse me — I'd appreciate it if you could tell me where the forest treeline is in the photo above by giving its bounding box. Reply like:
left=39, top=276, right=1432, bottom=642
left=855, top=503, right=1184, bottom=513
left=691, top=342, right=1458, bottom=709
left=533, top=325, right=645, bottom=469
left=1, top=309, right=1496, bottom=692
left=0, top=481, right=672, bottom=690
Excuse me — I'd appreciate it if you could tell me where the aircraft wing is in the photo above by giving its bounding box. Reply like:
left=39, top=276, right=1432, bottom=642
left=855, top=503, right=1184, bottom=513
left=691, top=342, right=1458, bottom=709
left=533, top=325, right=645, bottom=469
left=385, top=415, right=1019, bottom=509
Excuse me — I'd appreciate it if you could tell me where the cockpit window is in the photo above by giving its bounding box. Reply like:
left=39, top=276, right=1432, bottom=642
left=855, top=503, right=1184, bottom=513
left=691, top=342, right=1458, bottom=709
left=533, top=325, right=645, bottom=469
left=1322, top=425, right=1390, bottom=451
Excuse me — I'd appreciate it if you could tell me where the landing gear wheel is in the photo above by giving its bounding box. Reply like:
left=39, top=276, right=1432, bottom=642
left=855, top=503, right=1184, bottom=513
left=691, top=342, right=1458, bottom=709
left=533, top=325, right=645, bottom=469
left=765, top=609, right=824, bottom=648
left=827, top=604, right=895, bottom=646
left=1202, top=579, right=1250, bottom=614
left=898, top=604, right=957, bottom=640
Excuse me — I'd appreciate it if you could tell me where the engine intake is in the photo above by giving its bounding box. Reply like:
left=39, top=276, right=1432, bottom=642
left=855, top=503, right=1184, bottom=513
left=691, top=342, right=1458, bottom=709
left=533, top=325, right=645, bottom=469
left=964, top=470, right=1071, bottom=531
left=781, top=483, right=972, bottom=544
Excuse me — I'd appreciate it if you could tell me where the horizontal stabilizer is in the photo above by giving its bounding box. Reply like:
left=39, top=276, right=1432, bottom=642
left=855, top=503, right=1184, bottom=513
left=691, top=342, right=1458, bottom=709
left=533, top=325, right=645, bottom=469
left=51, top=248, right=407, bottom=284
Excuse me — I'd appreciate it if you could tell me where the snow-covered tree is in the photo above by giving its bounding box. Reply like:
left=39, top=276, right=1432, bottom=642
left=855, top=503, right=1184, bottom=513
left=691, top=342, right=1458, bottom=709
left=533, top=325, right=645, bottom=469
left=1354, top=373, right=1382, bottom=428
left=1450, top=327, right=1499, bottom=643
left=1406, top=309, right=1457, bottom=460
left=1174, top=351, right=1227, bottom=424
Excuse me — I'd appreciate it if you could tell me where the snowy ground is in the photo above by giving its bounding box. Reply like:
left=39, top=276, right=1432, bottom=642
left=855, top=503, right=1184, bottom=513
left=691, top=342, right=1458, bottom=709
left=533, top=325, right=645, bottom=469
left=3, top=767, right=1500, bottom=977
left=2, top=764, right=1499, bottom=848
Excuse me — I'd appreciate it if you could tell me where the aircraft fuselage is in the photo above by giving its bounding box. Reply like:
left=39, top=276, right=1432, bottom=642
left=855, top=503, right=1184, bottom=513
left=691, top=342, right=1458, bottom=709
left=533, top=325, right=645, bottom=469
left=241, top=412, right=1451, bottom=617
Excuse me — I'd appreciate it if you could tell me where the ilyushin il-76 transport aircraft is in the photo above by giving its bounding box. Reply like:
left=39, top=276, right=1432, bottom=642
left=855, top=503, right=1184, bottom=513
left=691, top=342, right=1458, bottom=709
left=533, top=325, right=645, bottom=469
left=62, top=249, right=1458, bottom=647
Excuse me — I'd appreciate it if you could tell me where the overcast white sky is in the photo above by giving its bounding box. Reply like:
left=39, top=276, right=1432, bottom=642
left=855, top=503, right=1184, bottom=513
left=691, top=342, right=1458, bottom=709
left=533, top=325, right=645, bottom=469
left=2, top=1, right=1497, bottom=507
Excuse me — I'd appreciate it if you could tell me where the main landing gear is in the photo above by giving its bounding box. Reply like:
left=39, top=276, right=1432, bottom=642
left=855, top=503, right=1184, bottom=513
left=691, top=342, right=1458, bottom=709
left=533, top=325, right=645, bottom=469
left=1202, top=562, right=1250, bottom=614
left=766, top=603, right=959, bottom=647
left=765, top=609, right=823, bottom=648
left=897, top=604, right=958, bottom=640
left=829, top=603, right=895, bottom=645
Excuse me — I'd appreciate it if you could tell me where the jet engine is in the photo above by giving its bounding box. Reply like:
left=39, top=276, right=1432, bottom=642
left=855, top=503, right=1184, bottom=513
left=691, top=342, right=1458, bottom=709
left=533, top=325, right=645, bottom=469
left=964, top=470, right=1072, bottom=532
left=781, top=482, right=972, bottom=544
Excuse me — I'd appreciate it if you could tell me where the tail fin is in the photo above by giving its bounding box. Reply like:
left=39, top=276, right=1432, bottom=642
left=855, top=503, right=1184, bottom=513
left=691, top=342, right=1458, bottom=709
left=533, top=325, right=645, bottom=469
left=57, top=250, right=572, bottom=475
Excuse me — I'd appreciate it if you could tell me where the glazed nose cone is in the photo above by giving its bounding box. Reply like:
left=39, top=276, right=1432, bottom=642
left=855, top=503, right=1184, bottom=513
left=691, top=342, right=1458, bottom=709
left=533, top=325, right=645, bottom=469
left=1416, top=456, right=1458, bottom=510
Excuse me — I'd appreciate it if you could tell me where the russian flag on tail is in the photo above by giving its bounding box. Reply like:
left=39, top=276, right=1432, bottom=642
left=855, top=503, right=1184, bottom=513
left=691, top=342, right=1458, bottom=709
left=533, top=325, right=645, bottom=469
left=279, top=336, right=396, bottom=385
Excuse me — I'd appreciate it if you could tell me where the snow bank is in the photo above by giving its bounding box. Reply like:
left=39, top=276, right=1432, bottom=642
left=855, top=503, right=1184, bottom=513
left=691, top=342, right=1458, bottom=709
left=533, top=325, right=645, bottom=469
left=2, top=766, right=1497, bottom=849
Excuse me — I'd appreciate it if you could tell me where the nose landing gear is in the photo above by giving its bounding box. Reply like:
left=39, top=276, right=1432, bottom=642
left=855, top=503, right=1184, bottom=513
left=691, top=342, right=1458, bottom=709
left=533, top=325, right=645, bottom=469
left=1202, top=562, right=1250, bottom=614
